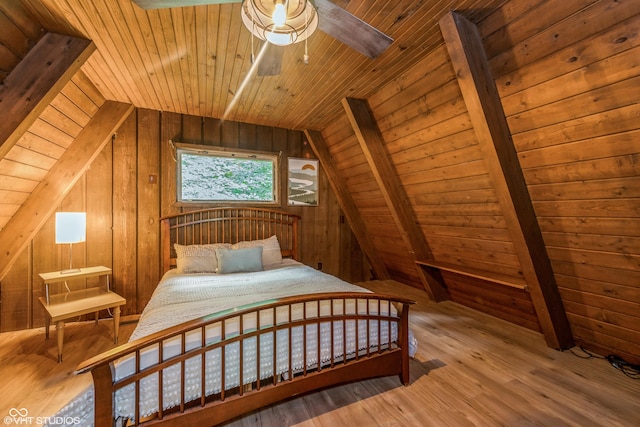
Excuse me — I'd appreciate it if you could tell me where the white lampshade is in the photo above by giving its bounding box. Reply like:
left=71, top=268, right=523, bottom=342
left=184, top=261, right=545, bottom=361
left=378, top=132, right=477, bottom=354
left=55, top=212, right=86, bottom=244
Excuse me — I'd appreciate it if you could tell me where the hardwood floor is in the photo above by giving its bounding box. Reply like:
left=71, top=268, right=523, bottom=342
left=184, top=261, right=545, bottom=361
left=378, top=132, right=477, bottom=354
left=0, top=317, right=138, bottom=423
left=1, top=280, right=638, bottom=426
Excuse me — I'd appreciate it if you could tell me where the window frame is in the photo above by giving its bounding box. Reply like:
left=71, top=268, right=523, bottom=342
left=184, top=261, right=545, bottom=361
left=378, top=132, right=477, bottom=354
left=175, top=142, right=280, bottom=206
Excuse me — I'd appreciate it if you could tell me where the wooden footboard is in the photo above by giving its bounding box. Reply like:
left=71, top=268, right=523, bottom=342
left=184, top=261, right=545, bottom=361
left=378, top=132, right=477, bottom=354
left=76, top=292, right=414, bottom=427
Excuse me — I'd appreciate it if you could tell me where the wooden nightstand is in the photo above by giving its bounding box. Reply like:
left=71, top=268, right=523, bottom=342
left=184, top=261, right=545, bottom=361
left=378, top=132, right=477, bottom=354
left=38, top=266, right=126, bottom=362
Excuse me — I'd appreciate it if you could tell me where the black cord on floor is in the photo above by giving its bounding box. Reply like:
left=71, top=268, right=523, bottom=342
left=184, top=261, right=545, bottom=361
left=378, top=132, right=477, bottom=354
left=569, top=346, right=605, bottom=359
left=569, top=346, right=640, bottom=379
left=606, top=354, right=640, bottom=380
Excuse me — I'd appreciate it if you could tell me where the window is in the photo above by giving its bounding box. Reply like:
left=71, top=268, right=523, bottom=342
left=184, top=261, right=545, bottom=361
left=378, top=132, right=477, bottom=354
left=176, top=144, right=279, bottom=204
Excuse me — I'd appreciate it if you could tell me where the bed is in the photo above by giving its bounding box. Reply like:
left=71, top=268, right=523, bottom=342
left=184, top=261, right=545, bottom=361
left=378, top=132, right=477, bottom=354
left=58, top=207, right=415, bottom=427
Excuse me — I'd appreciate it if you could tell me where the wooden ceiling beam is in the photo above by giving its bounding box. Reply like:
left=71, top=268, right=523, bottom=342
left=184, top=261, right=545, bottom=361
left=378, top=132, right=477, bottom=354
left=304, top=129, right=390, bottom=281
left=0, top=101, right=134, bottom=282
left=341, top=97, right=448, bottom=302
left=0, top=33, right=95, bottom=161
left=439, top=11, right=573, bottom=349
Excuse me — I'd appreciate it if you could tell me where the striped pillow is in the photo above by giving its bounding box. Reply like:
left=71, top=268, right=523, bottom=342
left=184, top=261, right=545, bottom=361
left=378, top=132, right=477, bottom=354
left=174, top=243, right=231, bottom=273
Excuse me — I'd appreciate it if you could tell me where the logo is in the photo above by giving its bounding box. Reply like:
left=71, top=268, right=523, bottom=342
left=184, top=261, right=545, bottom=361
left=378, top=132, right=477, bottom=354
left=4, top=408, right=31, bottom=425
left=3, top=408, right=82, bottom=425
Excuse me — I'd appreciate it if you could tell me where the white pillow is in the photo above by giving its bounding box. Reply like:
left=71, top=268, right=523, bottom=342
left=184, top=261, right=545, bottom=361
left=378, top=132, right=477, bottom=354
left=216, top=246, right=264, bottom=274
left=174, top=243, right=231, bottom=273
left=232, top=235, right=283, bottom=267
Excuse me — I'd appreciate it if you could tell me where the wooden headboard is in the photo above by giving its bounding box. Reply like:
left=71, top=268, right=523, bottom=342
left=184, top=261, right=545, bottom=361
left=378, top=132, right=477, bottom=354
left=160, top=207, right=300, bottom=273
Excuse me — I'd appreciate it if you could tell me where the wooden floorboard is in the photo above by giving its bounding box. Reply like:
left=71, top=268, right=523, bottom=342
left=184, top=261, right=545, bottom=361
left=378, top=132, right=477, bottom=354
left=0, top=317, right=138, bottom=422
left=1, top=280, right=638, bottom=426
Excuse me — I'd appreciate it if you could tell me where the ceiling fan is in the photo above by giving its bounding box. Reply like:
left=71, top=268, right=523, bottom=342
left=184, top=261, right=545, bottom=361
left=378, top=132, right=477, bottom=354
left=132, top=0, right=393, bottom=76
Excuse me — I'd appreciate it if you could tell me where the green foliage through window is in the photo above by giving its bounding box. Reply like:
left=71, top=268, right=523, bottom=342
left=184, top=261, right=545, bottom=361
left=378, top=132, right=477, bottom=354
left=177, top=145, right=278, bottom=203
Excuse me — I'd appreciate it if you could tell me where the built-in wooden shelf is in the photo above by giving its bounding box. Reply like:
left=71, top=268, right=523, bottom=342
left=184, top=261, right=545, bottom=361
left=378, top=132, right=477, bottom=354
left=416, top=260, right=528, bottom=291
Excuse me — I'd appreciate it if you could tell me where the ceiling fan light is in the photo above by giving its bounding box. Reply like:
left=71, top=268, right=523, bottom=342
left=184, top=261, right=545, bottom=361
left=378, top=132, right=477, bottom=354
left=241, top=0, right=317, bottom=46
left=265, top=26, right=298, bottom=45
left=273, top=2, right=286, bottom=27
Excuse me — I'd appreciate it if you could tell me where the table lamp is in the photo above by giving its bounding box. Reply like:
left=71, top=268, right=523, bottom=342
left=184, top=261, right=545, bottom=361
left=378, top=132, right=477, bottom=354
left=55, top=212, right=86, bottom=274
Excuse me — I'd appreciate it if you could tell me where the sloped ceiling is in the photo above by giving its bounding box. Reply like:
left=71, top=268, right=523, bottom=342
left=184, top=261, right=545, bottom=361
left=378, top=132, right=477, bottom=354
left=16, top=0, right=508, bottom=131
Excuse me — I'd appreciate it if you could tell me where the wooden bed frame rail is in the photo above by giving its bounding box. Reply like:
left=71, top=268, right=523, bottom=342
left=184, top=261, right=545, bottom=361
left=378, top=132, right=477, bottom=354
left=76, top=292, right=415, bottom=427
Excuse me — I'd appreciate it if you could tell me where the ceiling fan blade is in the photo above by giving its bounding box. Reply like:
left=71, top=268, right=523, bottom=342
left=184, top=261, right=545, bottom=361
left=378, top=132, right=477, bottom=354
left=258, top=43, right=284, bottom=77
left=132, top=0, right=240, bottom=9
left=315, top=0, right=393, bottom=59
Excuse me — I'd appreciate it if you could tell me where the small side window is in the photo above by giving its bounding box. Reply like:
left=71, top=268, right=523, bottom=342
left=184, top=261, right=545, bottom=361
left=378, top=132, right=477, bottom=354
left=176, top=144, right=279, bottom=204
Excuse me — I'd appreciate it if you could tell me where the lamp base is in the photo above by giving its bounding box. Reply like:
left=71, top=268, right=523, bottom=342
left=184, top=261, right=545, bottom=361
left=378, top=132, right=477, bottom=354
left=60, top=268, right=82, bottom=275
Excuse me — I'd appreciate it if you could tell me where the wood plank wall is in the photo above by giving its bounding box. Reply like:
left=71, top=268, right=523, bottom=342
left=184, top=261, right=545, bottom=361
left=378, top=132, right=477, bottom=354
left=0, top=69, right=104, bottom=231
left=370, top=43, right=525, bottom=279
left=0, top=109, right=367, bottom=331
left=321, top=45, right=538, bottom=330
left=0, top=69, right=106, bottom=331
left=483, top=0, right=640, bottom=363
left=320, top=116, right=419, bottom=286
left=321, top=0, right=640, bottom=362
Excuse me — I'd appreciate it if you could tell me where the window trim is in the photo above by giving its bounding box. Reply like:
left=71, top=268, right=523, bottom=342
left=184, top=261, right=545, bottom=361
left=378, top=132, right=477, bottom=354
left=175, top=142, right=280, bottom=206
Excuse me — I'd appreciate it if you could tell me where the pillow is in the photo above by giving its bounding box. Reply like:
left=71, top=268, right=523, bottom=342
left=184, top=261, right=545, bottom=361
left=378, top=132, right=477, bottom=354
left=216, top=246, right=264, bottom=274
left=232, top=235, right=283, bottom=267
left=174, top=243, right=230, bottom=273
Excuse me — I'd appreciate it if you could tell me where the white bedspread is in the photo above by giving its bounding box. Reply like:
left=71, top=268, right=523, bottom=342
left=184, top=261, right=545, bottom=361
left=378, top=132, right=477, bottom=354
left=129, top=259, right=373, bottom=341
left=49, top=261, right=400, bottom=427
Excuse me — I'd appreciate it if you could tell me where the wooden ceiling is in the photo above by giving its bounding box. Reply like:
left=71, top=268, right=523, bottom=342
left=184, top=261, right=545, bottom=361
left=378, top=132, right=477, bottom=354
left=16, top=0, right=506, bottom=131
